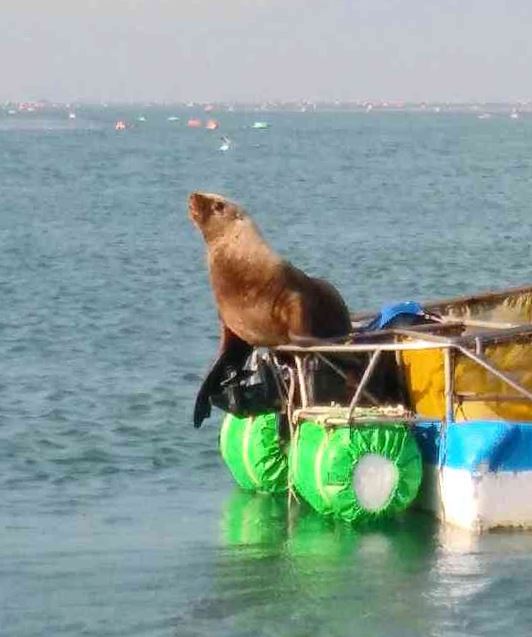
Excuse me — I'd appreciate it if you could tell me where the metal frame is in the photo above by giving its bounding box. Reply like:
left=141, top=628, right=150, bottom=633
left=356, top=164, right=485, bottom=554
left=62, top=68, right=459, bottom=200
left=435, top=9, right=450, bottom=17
left=274, top=326, right=532, bottom=427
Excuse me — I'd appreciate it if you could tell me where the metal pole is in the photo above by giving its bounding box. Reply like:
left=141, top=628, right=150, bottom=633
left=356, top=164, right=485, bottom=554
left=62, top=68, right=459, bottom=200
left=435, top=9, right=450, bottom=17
left=443, top=347, right=454, bottom=423
left=275, top=341, right=450, bottom=354
left=457, top=346, right=532, bottom=404
left=315, top=353, right=347, bottom=379
left=347, top=350, right=382, bottom=421
left=295, top=355, right=308, bottom=408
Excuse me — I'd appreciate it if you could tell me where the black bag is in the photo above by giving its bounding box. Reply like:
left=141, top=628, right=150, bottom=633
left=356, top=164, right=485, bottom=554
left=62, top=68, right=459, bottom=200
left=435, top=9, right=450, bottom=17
left=210, top=353, right=283, bottom=416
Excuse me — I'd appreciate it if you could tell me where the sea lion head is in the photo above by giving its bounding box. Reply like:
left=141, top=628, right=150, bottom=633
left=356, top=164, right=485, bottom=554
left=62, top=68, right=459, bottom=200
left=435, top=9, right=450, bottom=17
left=188, top=192, right=246, bottom=242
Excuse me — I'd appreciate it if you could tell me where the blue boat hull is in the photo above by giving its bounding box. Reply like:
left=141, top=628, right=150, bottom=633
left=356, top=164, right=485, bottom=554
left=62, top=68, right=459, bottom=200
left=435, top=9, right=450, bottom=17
left=413, top=421, right=532, bottom=530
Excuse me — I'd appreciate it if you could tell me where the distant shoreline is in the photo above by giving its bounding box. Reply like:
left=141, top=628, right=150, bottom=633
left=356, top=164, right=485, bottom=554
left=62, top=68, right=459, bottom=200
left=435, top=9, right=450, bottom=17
left=1, top=100, right=531, bottom=116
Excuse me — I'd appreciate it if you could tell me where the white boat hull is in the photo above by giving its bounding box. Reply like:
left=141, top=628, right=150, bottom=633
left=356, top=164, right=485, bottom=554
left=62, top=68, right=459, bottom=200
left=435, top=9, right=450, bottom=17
left=414, top=421, right=532, bottom=531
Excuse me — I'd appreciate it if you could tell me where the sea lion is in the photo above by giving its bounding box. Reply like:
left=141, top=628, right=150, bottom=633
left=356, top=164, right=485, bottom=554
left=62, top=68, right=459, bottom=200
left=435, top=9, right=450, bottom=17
left=189, top=192, right=352, bottom=427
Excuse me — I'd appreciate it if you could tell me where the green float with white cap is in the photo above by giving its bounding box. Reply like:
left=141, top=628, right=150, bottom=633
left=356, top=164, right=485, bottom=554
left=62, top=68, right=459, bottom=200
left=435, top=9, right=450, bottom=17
left=289, top=418, right=422, bottom=523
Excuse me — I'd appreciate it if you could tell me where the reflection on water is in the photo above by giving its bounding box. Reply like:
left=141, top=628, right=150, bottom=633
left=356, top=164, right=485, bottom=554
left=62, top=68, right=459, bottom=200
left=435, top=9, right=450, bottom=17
left=210, top=490, right=439, bottom=637
left=222, top=490, right=288, bottom=547
left=199, top=489, right=532, bottom=637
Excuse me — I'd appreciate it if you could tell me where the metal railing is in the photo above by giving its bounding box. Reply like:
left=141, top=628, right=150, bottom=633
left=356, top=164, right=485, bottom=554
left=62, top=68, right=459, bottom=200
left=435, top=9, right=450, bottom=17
left=274, top=328, right=532, bottom=425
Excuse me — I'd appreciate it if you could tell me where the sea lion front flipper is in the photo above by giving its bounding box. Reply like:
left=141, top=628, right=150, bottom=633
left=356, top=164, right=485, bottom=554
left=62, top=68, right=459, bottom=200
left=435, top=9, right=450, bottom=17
left=193, top=383, right=213, bottom=428
left=193, top=325, right=252, bottom=428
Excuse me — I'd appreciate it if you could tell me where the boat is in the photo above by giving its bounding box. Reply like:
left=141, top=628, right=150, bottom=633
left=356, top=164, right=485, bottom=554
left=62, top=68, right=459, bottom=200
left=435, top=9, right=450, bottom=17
left=251, top=121, right=270, bottom=129
left=510, top=109, right=519, bottom=120
left=187, top=118, right=202, bottom=128
left=68, top=112, right=76, bottom=120
left=167, top=116, right=180, bottom=122
left=205, top=119, right=219, bottom=130
left=214, top=284, right=532, bottom=532
left=114, top=120, right=127, bottom=131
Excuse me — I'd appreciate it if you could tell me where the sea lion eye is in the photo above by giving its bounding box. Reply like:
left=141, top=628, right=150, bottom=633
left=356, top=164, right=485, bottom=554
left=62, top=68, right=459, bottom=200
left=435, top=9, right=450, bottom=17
left=214, top=201, right=225, bottom=213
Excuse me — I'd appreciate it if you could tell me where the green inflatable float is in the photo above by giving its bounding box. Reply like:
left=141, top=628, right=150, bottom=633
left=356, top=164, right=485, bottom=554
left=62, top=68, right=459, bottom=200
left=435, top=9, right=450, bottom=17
left=219, top=412, right=422, bottom=523
left=289, top=420, right=422, bottom=523
left=219, top=412, right=288, bottom=494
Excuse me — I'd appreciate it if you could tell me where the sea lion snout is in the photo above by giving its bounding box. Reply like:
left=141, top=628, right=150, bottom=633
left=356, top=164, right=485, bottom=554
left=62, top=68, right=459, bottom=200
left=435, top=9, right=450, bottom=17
left=188, top=192, right=245, bottom=239
left=188, top=192, right=209, bottom=225
left=188, top=192, right=226, bottom=223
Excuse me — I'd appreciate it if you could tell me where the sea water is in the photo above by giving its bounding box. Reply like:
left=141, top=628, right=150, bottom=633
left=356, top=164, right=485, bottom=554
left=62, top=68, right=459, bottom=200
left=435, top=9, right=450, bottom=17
left=2, top=107, right=532, bottom=636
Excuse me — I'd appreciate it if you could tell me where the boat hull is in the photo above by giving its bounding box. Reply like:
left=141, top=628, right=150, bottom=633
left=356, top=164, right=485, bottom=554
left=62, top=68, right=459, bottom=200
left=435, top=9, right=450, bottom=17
left=414, top=420, right=532, bottom=531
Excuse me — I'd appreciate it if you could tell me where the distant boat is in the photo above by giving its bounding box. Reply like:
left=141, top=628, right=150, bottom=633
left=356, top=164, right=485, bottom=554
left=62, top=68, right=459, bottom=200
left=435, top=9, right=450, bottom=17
left=115, top=120, right=127, bottom=131
left=137, top=115, right=147, bottom=122
left=219, top=136, right=232, bottom=151
left=205, top=119, right=219, bottom=130
left=251, top=121, right=270, bottom=129
left=477, top=113, right=492, bottom=120
left=510, top=109, right=519, bottom=120
left=187, top=118, right=202, bottom=128
left=68, top=112, right=76, bottom=120
left=167, top=116, right=180, bottom=122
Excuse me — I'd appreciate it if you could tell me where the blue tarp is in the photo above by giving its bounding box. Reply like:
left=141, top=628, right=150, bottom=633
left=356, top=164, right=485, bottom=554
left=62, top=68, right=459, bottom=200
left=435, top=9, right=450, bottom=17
left=365, top=301, right=425, bottom=331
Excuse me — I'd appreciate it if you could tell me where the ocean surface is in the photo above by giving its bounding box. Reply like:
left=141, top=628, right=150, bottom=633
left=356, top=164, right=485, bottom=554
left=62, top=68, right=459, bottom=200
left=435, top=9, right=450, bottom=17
left=2, top=107, right=532, bottom=637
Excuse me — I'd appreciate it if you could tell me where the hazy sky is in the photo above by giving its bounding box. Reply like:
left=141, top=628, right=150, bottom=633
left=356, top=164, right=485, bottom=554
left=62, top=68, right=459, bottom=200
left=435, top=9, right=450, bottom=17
left=2, top=0, right=532, bottom=103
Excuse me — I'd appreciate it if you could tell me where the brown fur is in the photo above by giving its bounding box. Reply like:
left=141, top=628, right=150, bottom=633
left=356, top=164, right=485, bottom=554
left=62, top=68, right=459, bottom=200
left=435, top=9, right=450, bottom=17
left=189, top=192, right=351, bottom=427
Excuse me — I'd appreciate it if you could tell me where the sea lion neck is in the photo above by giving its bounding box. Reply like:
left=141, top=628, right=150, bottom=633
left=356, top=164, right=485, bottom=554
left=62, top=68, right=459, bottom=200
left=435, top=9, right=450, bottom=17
left=206, top=215, right=270, bottom=252
left=207, top=217, right=283, bottom=290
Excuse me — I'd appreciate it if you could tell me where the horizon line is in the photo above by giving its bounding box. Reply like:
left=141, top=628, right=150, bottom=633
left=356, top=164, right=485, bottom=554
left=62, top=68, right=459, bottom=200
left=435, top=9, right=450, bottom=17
left=2, top=98, right=532, bottom=107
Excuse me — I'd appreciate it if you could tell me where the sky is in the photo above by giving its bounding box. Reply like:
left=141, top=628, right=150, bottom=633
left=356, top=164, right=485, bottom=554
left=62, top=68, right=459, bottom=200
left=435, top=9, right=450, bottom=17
left=2, top=0, right=532, bottom=103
